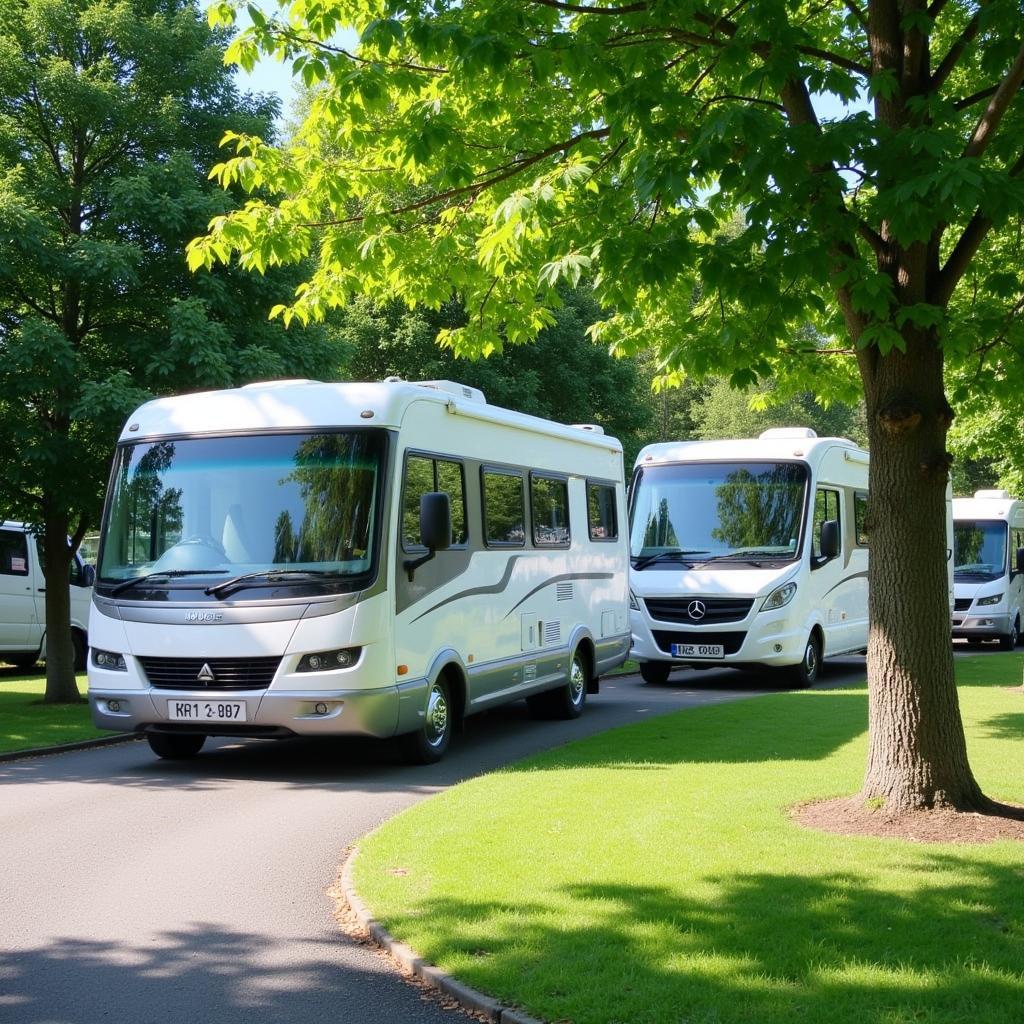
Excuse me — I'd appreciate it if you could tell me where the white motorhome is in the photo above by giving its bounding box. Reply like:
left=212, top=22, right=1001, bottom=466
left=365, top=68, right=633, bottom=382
left=951, top=489, right=1024, bottom=649
left=87, top=380, right=630, bottom=761
left=1, top=521, right=93, bottom=670
left=628, top=429, right=870, bottom=686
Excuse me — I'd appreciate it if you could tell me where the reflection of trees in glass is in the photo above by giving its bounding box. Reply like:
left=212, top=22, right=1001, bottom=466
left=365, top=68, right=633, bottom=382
left=810, top=488, right=840, bottom=557
left=641, top=497, right=679, bottom=548
left=283, top=434, right=380, bottom=563
left=587, top=483, right=617, bottom=540
left=402, top=456, right=467, bottom=548
left=274, top=510, right=297, bottom=563
left=712, top=467, right=803, bottom=549
left=116, top=442, right=183, bottom=565
left=484, top=471, right=525, bottom=543
left=953, top=523, right=1005, bottom=570
left=531, top=476, right=569, bottom=545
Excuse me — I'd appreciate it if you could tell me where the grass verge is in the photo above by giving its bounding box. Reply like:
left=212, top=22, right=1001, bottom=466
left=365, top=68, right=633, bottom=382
left=354, top=654, right=1024, bottom=1024
left=0, top=669, right=106, bottom=754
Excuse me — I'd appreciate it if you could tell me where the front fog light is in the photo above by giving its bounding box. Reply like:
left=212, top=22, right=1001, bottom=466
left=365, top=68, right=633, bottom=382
left=93, top=649, right=127, bottom=671
left=297, top=647, right=360, bottom=672
left=761, top=582, right=797, bottom=612
left=107, top=700, right=121, bottom=713
left=315, top=702, right=328, bottom=715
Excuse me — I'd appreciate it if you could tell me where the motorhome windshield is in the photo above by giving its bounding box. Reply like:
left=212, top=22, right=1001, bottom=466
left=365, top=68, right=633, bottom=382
left=630, top=461, right=808, bottom=565
left=953, top=520, right=1007, bottom=579
left=97, top=431, right=385, bottom=589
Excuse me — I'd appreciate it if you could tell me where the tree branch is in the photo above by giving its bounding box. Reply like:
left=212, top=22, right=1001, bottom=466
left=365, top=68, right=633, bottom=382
left=954, top=85, right=999, bottom=111
left=931, top=13, right=981, bottom=93
left=962, top=40, right=1024, bottom=160
left=842, top=0, right=868, bottom=30
left=527, top=0, right=648, bottom=13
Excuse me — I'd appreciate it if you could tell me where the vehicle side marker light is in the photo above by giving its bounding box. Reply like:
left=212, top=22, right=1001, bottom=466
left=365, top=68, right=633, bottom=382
left=397, top=665, right=409, bottom=676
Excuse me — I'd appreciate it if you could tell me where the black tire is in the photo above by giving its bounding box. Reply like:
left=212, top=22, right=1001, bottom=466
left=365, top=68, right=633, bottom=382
left=147, top=732, right=206, bottom=760
left=72, top=631, right=87, bottom=673
left=527, top=648, right=589, bottom=720
left=639, top=661, right=672, bottom=685
left=400, top=676, right=453, bottom=764
left=6, top=652, right=38, bottom=670
left=998, top=616, right=1019, bottom=652
left=787, top=632, right=822, bottom=688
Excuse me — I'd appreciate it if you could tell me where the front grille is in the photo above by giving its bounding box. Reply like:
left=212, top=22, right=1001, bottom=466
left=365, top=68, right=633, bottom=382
left=651, top=630, right=747, bottom=656
left=954, top=598, right=972, bottom=612
left=645, top=596, right=754, bottom=625
left=138, top=656, right=281, bottom=690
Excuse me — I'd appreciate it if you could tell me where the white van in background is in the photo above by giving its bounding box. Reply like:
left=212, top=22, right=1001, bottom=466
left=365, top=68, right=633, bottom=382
left=0, top=521, right=93, bottom=670
left=87, top=379, right=630, bottom=762
left=952, top=489, right=1024, bottom=649
left=628, top=429, right=870, bottom=686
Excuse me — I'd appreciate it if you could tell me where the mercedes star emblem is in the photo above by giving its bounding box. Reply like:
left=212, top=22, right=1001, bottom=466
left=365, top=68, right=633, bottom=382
left=687, top=600, right=707, bottom=621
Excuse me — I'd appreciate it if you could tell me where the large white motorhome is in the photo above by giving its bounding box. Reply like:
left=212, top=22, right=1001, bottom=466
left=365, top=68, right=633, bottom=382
left=1, top=521, right=93, bottom=670
left=87, top=379, right=630, bottom=761
left=951, top=489, right=1024, bottom=649
left=628, top=429, right=870, bottom=686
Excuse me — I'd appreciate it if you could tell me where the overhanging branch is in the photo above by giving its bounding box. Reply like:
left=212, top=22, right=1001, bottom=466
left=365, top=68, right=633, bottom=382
left=962, top=40, right=1024, bottom=160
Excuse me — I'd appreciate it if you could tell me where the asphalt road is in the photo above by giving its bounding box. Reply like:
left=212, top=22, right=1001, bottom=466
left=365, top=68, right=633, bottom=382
left=0, top=660, right=867, bottom=1024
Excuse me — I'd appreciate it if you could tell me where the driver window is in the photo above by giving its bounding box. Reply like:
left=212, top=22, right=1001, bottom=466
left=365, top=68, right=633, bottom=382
left=812, top=488, right=841, bottom=559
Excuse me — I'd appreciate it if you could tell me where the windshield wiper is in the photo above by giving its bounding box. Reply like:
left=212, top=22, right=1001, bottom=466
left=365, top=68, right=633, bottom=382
left=108, top=570, right=224, bottom=595
left=691, top=553, right=780, bottom=567
left=205, top=568, right=337, bottom=598
left=632, top=550, right=708, bottom=571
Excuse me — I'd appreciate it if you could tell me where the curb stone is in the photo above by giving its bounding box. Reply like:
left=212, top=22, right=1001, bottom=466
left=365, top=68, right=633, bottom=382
left=0, top=732, right=139, bottom=763
left=341, top=848, right=545, bottom=1024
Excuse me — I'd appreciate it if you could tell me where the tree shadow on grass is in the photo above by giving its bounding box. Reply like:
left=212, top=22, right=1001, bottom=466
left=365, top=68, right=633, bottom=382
left=978, top=711, right=1024, bottom=741
left=390, top=855, right=1024, bottom=1024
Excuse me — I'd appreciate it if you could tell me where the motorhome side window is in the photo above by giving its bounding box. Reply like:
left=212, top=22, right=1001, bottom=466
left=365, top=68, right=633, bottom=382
left=531, top=474, right=570, bottom=547
left=402, top=454, right=467, bottom=550
left=854, top=492, right=869, bottom=547
left=812, top=488, right=841, bottom=560
left=0, top=529, right=29, bottom=576
left=482, top=469, right=526, bottom=546
left=587, top=482, right=618, bottom=541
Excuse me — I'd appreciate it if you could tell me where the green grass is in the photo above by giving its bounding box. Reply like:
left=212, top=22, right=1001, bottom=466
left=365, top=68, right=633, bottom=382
left=355, top=655, right=1024, bottom=1024
left=0, top=668, right=107, bottom=754
left=603, top=658, right=640, bottom=678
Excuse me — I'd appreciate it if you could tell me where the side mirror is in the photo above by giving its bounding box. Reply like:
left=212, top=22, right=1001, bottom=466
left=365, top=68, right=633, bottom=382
left=819, top=519, right=841, bottom=561
left=1016, top=547, right=1024, bottom=574
left=80, top=564, right=96, bottom=588
left=404, top=492, right=451, bottom=581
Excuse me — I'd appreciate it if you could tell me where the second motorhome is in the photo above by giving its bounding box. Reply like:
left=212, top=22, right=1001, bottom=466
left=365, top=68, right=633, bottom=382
left=87, top=379, right=630, bottom=761
left=628, top=429, right=870, bottom=686
left=952, top=489, right=1024, bottom=649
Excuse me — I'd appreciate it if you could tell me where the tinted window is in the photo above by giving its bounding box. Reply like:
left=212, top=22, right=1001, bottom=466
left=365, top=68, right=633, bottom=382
left=854, top=492, right=869, bottom=547
left=531, top=475, right=570, bottom=547
left=812, top=488, right=841, bottom=559
left=483, top=470, right=525, bottom=546
left=587, top=483, right=618, bottom=541
left=0, top=530, right=29, bottom=576
left=436, top=460, right=468, bottom=546
left=402, top=455, right=467, bottom=550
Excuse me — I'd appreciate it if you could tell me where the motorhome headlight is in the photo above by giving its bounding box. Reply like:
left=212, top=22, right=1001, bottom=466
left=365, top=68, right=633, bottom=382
left=629, top=589, right=641, bottom=611
left=760, top=582, right=797, bottom=612
left=976, top=593, right=1003, bottom=606
left=297, top=647, right=360, bottom=672
left=93, top=649, right=127, bottom=671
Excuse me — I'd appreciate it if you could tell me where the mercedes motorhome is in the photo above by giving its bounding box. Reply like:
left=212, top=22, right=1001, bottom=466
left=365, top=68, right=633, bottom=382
left=952, top=489, right=1024, bottom=649
left=87, top=379, right=630, bottom=761
left=628, top=429, right=870, bottom=686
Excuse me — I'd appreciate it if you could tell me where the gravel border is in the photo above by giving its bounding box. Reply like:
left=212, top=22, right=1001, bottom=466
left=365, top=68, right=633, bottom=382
left=341, top=847, right=545, bottom=1024
left=0, top=732, right=139, bottom=763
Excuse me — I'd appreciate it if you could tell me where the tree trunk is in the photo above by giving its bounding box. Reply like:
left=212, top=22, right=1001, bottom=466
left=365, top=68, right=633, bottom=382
left=42, top=508, right=82, bottom=705
left=860, top=336, right=985, bottom=811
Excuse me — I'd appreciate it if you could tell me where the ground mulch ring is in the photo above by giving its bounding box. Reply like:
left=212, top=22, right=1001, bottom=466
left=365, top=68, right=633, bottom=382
left=793, top=796, right=1024, bottom=843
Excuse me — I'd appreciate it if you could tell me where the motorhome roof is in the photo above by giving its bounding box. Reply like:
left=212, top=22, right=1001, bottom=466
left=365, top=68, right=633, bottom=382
left=952, top=492, right=1019, bottom=520
left=118, top=379, right=622, bottom=452
left=633, top=433, right=864, bottom=470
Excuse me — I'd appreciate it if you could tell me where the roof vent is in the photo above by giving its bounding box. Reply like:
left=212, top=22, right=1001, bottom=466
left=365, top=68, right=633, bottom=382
left=758, top=427, right=818, bottom=440
left=413, top=380, right=487, bottom=404
left=974, top=489, right=1012, bottom=500
left=571, top=424, right=605, bottom=435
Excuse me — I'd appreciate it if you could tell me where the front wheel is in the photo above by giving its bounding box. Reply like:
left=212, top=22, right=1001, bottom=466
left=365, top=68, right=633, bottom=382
left=639, top=661, right=672, bottom=685
left=526, top=649, right=588, bottom=720
left=998, top=616, right=1020, bottom=652
left=147, top=732, right=206, bottom=760
left=787, top=632, right=821, bottom=688
left=400, top=677, right=452, bottom=764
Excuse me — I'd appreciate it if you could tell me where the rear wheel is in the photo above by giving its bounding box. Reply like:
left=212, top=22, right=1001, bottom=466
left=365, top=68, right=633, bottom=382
left=998, top=616, right=1020, bottom=652
left=147, top=732, right=206, bottom=760
left=639, top=661, right=672, bottom=685
left=787, top=632, right=821, bottom=688
left=527, top=648, right=588, bottom=720
left=401, top=676, right=452, bottom=764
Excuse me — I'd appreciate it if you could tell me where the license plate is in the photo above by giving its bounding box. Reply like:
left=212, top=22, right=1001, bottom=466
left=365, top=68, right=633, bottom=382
left=167, top=699, right=247, bottom=722
left=671, top=643, right=725, bottom=659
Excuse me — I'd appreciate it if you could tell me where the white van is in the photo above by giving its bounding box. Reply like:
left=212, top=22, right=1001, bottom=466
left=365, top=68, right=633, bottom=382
left=951, top=489, right=1024, bottom=649
left=87, top=379, right=630, bottom=761
left=0, top=521, right=93, bottom=670
left=628, top=429, right=870, bottom=686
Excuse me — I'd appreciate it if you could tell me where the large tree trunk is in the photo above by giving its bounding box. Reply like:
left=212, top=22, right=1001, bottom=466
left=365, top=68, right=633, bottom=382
left=41, top=507, right=82, bottom=705
left=859, top=336, right=985, bottom=811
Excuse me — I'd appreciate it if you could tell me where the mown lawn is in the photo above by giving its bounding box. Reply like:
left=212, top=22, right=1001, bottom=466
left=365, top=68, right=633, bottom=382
left=0, top=668, right=107, bottom=754
left=355, top=654, right=1024, bottom=1024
